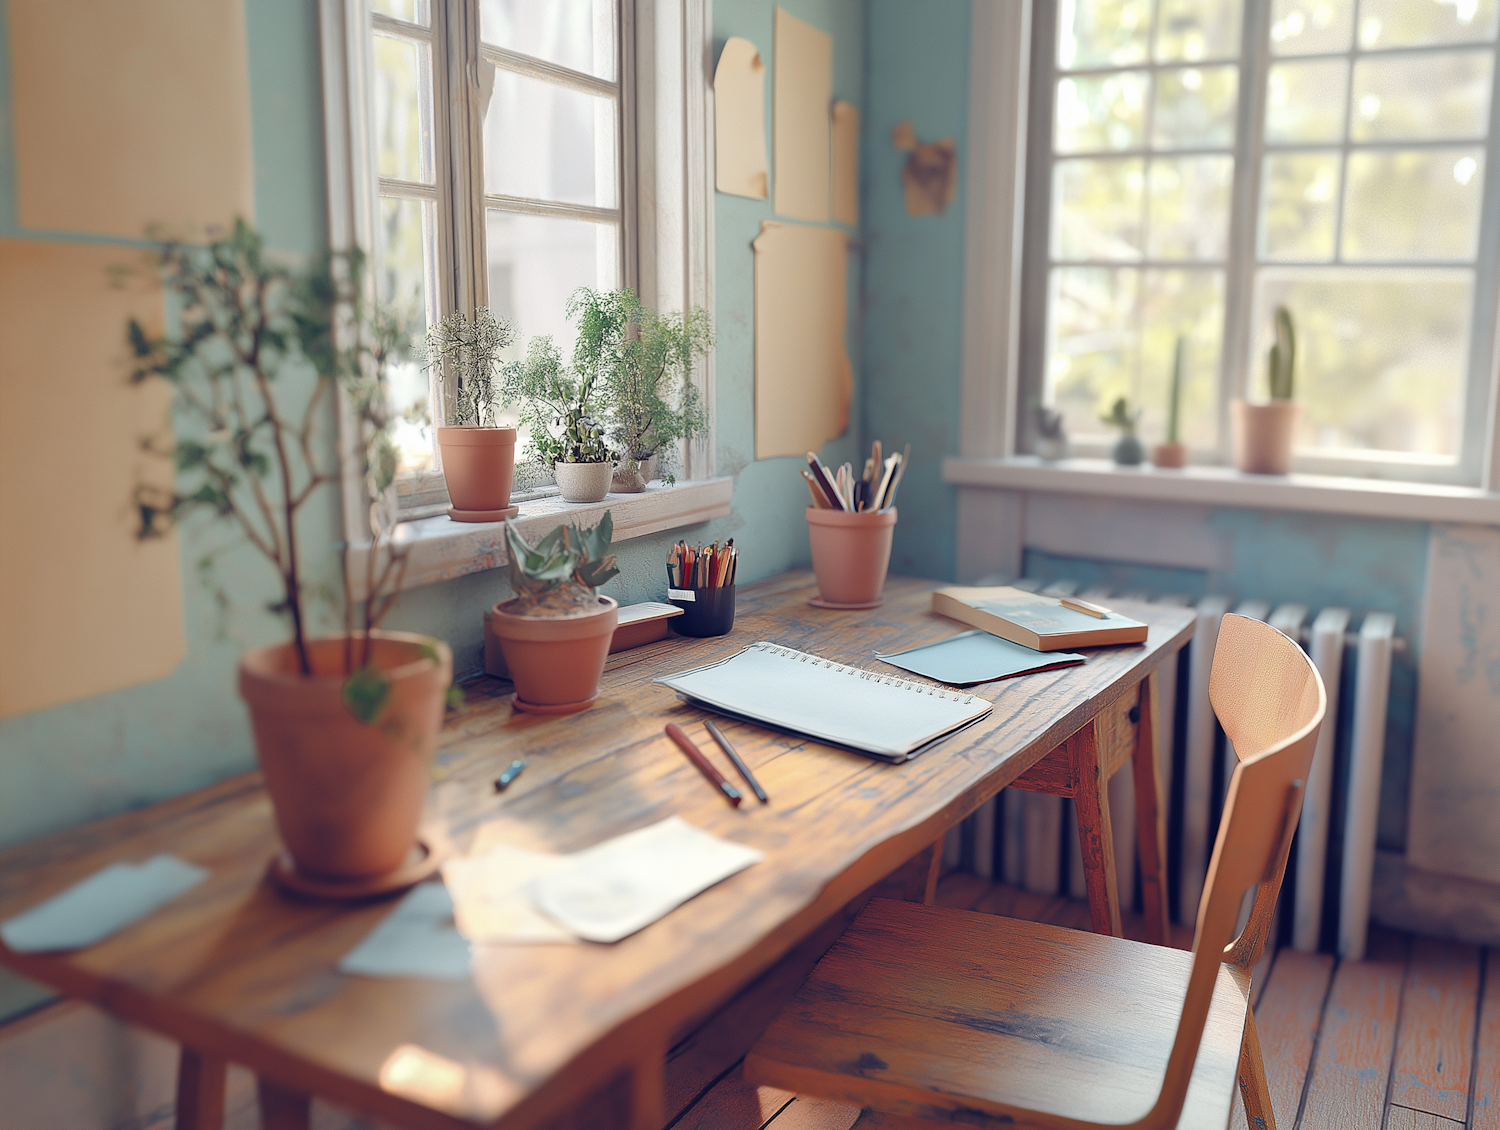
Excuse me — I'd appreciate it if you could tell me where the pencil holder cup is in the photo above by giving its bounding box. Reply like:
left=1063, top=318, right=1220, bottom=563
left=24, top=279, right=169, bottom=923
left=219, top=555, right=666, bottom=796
left=669, top=585, right=736, bottom=637
left=806, top=506, right=897, bottom=609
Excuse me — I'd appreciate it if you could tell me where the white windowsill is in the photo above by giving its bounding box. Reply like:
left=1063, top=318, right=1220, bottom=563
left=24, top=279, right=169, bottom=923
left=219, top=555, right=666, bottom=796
left=348, top=476, right=733, bottom=598
left=943, top=457, right=1500, bottom=526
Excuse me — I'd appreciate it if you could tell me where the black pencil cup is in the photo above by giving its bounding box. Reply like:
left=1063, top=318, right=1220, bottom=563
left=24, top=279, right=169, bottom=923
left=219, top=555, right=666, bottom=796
left=670, top=584, right=736, bottom=637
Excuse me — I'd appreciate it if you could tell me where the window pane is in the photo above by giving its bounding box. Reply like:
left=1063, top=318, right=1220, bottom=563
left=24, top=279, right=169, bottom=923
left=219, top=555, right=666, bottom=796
left=1055, top=72, right=1148, bottom=153
left=1266, top=59, right=1348, bottom=143
left=481, top=0, right=616, bottom=81
left=1152, top=65, right=1238, bottom=148
left=1138, top=268, right=1224, bottom=448
left=1357, top=0, right=1499, bottom=50
left=1270, top=0, right=1355, bottom=55
left=1046, top=267, right=1140, bottom=436
left=377, top=196, right=437, bottom=472
left=486, top=212, right=620, bottom=359
left=373, top=34, right=432, bottom=183
left=483, top=69, right=618, bottom=207
left=1351, top=52, right=1493, bottom=141
left=1154, top=0, right=1243, bottom=62
left=372, top=0, right=429, bottom=25
left=1253, top=270, right=1472, bottom=457
left=1058, top=0, right=1152, bottom=69
left=1260, top=152, right=1340, bottom=259
left=1053, top=158, right=1145, bottom=260
left=1343, top=148, right=1484, bottom=260
left=1147, top=156, right=1233, bottom=259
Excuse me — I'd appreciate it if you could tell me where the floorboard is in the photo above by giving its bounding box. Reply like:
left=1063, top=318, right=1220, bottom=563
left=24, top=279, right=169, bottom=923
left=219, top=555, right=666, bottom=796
left=1228, top=949, right=1334, bottom=1130
left=668, top=1062, right=793, bottom=1130
left=1385, top=1106, right=1464, bottom=1130
left=1390, top=937, right=1482, bottom=1122
left=1471, top=950, right=1500, bottom=1130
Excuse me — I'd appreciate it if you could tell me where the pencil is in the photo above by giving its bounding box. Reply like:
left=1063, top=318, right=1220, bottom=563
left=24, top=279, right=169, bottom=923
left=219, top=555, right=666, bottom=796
left=665, top=723, right=742, bottom=806
left=704, top=720, right=767, bottom=803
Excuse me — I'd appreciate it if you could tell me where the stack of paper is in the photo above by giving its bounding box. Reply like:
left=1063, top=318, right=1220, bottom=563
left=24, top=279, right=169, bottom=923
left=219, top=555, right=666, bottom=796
left=0, top=855, right=208, bottom=954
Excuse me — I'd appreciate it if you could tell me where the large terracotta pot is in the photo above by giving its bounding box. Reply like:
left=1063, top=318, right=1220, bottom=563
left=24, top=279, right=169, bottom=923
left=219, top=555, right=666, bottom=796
left=437, top=426, right=516, bottom=514
left=554, top=460, right=614, bottom=503
left=807, top=506, right=897, bottom=608
left=487, top=596, right=619, bottom=714
left=238, top=631, right=453, bottom=881
left=1231, top=400, right=1300, bottom=475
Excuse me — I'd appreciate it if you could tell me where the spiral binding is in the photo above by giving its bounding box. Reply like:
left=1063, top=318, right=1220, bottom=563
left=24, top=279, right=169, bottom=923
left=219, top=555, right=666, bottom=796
left=749, top=641, right=977, bottom=704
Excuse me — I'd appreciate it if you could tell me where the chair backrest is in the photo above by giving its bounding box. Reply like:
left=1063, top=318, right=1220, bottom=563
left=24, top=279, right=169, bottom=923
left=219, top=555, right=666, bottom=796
left=1143, top=614, right=1325, bottom=1130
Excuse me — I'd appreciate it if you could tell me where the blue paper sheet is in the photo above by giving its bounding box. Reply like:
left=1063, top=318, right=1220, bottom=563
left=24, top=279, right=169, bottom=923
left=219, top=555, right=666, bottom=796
left=877, top=630, right=1085, bottom=687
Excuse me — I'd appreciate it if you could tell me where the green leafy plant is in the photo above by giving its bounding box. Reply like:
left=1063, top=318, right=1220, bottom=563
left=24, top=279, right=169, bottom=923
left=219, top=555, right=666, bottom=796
left=1100, top=396, right=1142, bottom=436
left=501, top=511, right=621, bottom=618
left=1267, top=305, right=1296, bottom=401
left=128, top=219, right=425, bottom=720
left=425, top=306, right=515, bottom=426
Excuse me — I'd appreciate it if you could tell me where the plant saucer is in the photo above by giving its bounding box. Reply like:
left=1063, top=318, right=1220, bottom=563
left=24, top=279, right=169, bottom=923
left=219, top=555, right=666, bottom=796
left=808, top=596, right=884, bottom=610
left=267, top=839, right=441, bottom=901
left=512, top=693, right=599, bottom=716
left=448, top=504, right=520, bottom=523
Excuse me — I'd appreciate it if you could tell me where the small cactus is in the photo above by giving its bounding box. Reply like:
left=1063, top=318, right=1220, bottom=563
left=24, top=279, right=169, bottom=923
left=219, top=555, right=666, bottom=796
left=1268, top=305, right=1296, bottom=401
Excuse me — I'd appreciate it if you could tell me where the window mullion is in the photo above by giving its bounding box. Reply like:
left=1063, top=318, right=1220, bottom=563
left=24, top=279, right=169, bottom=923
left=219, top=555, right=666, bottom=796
left=439, top=0, right=486, bottom=325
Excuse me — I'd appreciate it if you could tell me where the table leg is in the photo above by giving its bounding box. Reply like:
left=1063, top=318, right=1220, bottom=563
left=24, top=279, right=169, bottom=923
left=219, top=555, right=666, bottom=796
left=1070, top=719, right=1122, bottom=938
left=1131, top=671, right=1171, bottom=946
left=175, top=1047, right=226, bottom=1130
left=257, top=1077, right=311, bottom=1130
left=628, top=1041, right=666, bottom=1130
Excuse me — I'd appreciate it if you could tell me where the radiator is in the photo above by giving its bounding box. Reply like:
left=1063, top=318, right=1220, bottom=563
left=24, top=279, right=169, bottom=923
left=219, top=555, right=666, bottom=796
left=948, top=577, right=1399, bottom=960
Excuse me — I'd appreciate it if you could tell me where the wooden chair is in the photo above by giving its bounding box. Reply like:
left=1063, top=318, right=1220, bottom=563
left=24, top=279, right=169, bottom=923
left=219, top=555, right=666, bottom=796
left=745, top=614, right=1325, bottom=1130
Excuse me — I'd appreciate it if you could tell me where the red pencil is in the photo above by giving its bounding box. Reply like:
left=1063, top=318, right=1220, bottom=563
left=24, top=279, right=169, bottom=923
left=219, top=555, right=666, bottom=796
left=665, top=723, right=742, bottom=807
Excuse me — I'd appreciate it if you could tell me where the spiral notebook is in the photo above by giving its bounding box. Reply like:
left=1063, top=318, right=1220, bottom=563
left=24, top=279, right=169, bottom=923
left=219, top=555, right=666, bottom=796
left=655, top=642, right=993, bottom=763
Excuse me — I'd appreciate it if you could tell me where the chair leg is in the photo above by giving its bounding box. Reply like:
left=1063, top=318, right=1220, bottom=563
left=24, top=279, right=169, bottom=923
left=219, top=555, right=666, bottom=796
left=1071, top=719, right=1123, bottom=937
left=175, top=1047, right=227, bottom=1130
left=1131, top=672, right=1171, bottom=946
left=1236, top=1010, right=1277, bottom=1130
left=257, top=1078, right=311, bottom=1130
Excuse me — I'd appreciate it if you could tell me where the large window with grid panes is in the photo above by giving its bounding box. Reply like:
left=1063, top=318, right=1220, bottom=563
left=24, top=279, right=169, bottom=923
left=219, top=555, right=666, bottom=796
left=1020, top=0, right=1500, bottom=484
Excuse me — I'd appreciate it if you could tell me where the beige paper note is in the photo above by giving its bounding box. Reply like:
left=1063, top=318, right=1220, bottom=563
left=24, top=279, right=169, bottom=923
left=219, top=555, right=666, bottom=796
left=714, top=37, right=769, bottom=199
left=9, top=0, right=254, bottom=240
left=0, top=241, right=185, bottom=719
left=773, top=7, right=832, bottom=221
left=753, top=222, right=853, bottom=460
left=831, top=100, right=861, bottom=226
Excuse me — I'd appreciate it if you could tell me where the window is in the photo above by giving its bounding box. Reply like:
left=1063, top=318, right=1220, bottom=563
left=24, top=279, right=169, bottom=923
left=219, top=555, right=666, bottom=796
left=1022, top=0, right=1500, bottom=483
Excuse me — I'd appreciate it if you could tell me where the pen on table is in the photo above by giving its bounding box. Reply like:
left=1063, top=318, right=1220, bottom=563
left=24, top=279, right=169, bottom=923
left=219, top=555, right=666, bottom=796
left=704, top=719, right=768, bottom=804
left=665, top=723, right=742, bottom=807
left=493, top=759, right=527, bottom=791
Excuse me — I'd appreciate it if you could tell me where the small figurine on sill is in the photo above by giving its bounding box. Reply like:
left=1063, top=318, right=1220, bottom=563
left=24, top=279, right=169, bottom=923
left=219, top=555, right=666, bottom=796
left=1034, top=403, right=1068, bottom=462
left=1101, top=396, right=1145, bottom=466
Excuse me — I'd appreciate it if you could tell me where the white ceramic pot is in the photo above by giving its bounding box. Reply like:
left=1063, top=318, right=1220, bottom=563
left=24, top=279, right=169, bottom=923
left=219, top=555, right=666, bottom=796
left=554, top=460, right=614, bottom=503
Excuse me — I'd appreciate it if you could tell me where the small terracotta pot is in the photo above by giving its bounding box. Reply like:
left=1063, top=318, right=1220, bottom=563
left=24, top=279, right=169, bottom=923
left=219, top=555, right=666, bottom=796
left=807, top=506, right=897, bottom=608
left=238, top=632, right=453, bottom=881
left=611, top=453, right=659, bottom=493
left=1151, top=442, right=1188, bottom=469
left=1232, top=400, right=1300, bottom=475
left=487, top=596, right=619, bottom=713
left=554, top=460, right=614, bottom=503
left=437, top=426, right=516, bottom=512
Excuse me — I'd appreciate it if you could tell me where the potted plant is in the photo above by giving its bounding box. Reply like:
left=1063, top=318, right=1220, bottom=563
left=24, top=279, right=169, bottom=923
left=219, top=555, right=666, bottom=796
left=1101, top=396, right=1145, bottom=466
left=501, top=293, right=616, bottom=503
left=1233, top=305, right=1299, bottom=475
left=1152, top=334, right=1189, bottom=469
left=485, top=512, right=620, bottom=714
left=573, top=289, right=713, bottom=492
left=130, top=220, right=453, bottom=898
left=427, top=307, right=520, bottom=521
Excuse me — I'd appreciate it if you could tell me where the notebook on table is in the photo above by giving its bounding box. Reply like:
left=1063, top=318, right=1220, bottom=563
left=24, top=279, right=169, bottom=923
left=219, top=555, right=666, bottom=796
left=655, top=641, right=993, bottom=763
left=932, top=586, right=1148, bottom=651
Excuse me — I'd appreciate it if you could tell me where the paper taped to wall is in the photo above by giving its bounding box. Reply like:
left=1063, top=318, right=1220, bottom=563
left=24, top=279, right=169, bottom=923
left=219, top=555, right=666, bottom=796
left=832, top=100, right=860, bottom=226
left=753, top=222, right=853, bottom=460
left=714, top=37, right=769, bottom=200
left=773, top=7, right=832, bottom=221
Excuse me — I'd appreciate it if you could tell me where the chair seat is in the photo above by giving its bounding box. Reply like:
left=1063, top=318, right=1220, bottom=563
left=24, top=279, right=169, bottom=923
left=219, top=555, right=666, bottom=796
left=745, top=899, right=1251, bottom=1130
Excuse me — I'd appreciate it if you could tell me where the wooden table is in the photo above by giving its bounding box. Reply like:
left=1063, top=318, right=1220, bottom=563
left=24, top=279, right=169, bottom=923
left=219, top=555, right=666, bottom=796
left=0, top=571, right=1194, bottom=1130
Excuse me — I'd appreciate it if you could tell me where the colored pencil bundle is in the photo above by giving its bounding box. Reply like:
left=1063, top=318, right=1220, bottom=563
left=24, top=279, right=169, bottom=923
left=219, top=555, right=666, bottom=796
left=801, top=441, right=908, bottom=512
left=668, top=539, right=738, bottom=589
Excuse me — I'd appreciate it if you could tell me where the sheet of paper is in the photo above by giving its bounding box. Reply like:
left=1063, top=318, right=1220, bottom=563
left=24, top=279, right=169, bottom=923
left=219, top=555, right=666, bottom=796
left=753, top=222, right=852, bottom=459
left=877, top=631, right=1086, bottom=687
left=339, top=883, right=472, bottom=980
left=530, top=817, right=764, bottom=944
left=0, top=241, right=185, bottom=719
left=891, top=120, right=959, bottom=217
left=442, top=844, right=576, bottom=944
left=773, top=7, right=832, bottom=221
left=9, top=0, right=254, bottom=240
left=714, top=37, right=769, bottom=200
left=831, top=100, right=860, bottom=226
left=0, top=855, right=208, bottom=953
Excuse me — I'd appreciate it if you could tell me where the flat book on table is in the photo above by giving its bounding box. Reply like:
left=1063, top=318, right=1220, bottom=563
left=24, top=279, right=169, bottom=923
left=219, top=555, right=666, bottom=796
left=932, top=586, right=1148, bottom=652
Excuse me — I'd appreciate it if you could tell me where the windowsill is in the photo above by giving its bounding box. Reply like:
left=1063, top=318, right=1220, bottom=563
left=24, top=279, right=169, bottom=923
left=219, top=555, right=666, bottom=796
left=942, top=456, right=1500, bottom=526
left=348, top=476, right=733, bottom=598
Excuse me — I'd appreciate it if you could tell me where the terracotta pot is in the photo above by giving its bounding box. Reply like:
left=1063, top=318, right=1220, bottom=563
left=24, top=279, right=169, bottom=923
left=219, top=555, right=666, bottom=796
left=611, top=453, right=659, bottom=494
left=1151, top=442, right=1188, bottom=469
left=807, top=506, right=897, bottom=608
left=437, top=426, right=516, bottom=511
left=1232, top=400, right=1300, bottom=475
left=487, top=595, right=619, bottom=713
left=554, top=460, right=613, bottom=503
left=238, top=631, right=453, bottom=881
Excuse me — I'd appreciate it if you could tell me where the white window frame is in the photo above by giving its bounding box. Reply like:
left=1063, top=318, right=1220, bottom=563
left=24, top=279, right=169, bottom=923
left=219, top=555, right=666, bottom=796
left=974, top=0, right=1500, bottom=491
left=320, top=0, right=728, bottom=595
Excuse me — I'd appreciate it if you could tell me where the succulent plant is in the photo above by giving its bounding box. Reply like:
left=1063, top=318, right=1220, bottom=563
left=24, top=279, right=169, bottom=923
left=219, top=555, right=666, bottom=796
left=1268, top=305, right=1296, bottom=402
left=501, top=510, right=621, bottom=618
left=1100, top=396, right=1142, bottom=436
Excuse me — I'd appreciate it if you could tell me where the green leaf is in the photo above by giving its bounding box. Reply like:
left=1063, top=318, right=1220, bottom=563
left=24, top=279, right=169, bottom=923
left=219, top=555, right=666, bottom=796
left=445, top=684, right=465, bottom=711
left=342, top=666, right=391, bottom=724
